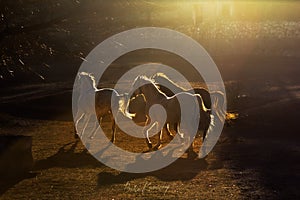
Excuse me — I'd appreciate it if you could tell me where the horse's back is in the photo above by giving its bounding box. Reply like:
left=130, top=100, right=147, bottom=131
left=165, top=92, right=199, bottom=120
left=157, top=85, right=176, bottom=96
left=153, top=74, right=184, bottom=96
left=191, top=88, right=211, bottom=109
left=155, top=77, right=211, bottom=109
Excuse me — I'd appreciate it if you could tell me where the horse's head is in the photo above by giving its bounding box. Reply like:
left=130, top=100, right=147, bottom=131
left=129, top=94, right=146, bottom=112
left=77, top=72, right=97, bottom=90
left=151, top=72, right=168, bottom=84
left=151, top=72, right=186, bottom=94
left=131, top=75, right=154, bottom=97
left=128, top=94, right=147, bottom=123
left=117, top=93, right=136, bottom=120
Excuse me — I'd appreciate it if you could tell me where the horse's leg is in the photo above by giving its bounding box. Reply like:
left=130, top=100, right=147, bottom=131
left=81, top=114, right=90, bottom=139
left=166, top=123, right=175, bottom=139
left=199, top=128, right=208, bottom=159
left=75, top=112, right=84, bottom=132
left=153, top=130, right=163, bottom=150
left=178, top=122, right=197, bottom=159
left=186, top=124, right=198, bottom=159
left=110, top=115, right=116, bottom=143
left=176, top=122, right=184, bottom=141
left=75, top=112, right=85, bottom=137
left=146, top=121, right=158, bottom=149
left=202, top=130, right=207, bottom=142
left=88, top=115, right=102, bottom=139
left=153, top=122, right=163, bottom=150
left=74, top=125, right=79, bottom=139
left=187, top=140, right=198, bottom=159
left=143, top=117, right=153, bottom=150
left=184, top=126, right=197, bottom=159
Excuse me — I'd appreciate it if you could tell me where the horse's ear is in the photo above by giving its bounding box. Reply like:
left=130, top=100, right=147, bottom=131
left=156, top=72, right=163, bottom=77
left=134, top=75, right=141, bottom=81
left=140, top=75, right=148, bottom=80
left=207, top=109, right=212, bottom=115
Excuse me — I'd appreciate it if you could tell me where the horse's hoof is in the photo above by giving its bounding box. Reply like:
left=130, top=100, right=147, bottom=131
left=167, top=134, right=174, bottom=140
left=142, top=149, right=152, bottom=153
left=74, top=134, right=79, bottom=139
left=199, top=155, right=208, bottom=160
left=153, top=144, right=162, bottom=150
left=147, top=143, right=153, bottom=150
left=199, top=146, right=207, bottom=159
left=187, top=150, right=198, bottom=160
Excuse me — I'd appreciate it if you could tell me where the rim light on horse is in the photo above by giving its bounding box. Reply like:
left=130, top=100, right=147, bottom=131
left=74, top=72, right=134, bottom=141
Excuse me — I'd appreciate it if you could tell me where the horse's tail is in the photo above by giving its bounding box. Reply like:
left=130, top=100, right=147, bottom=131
left=195, top=94, right=212, bottom=136
left=193, top=88, right=211, bottom=109
left=210, top=91, right=226, bottom=123
left=198, top=91, right=226, bottom=159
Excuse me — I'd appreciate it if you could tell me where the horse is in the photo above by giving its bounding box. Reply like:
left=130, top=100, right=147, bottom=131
left=128, top=94, right=147, bottom=123
left=151, top=73, right=226, bottom=119
left=74, top=72, right=134, bottom=142
left=129, top=75, right=212, bottom=158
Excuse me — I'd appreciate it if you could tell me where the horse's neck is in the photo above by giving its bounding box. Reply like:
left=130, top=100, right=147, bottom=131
left=158, top=78, right=184, bottom=93
left=83, top=79, right=97, bottom=92
left=143, top=84, right=166, bottom=103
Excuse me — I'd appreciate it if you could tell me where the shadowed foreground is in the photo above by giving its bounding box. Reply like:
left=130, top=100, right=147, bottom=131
left=0, top=79, right=299, bottom=199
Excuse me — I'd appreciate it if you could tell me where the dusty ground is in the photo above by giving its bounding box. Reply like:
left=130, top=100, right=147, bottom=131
left=0, top=78, right=299, bottom=200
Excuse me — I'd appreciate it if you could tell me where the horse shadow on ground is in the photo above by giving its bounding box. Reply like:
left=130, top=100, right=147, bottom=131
left=97, top=145, right=224, bottom=187
left=34, top=140, right=103, bottom=170
left=0, top=140, right=223, bottom=195
left=1, top=140, right=103, bottom=196
left=97, top=158, right=209, bottom=187
left=0, top=172, right=37, bottom=195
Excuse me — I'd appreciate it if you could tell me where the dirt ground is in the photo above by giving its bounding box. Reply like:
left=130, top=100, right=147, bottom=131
left=0, top=77, right=299, bottom=200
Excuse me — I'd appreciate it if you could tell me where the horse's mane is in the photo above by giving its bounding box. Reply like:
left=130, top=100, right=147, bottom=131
left=79, top=72, right=97, bottom=90
left=133, top=75, right=160, bottom=90
left=134, top=75, right=153, bottom=83
left=151, top=73, right=186, bottom=92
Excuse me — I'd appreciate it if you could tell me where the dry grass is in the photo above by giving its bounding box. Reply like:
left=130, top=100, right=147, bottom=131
left=1, top=79, right=299, bottom=199
left=0, top=118, right=245, bottom=200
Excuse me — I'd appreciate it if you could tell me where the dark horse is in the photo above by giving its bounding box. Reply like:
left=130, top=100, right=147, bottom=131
left=129, top=76, right=212, bottom=158
left=151, top=72, right=226, bottom=118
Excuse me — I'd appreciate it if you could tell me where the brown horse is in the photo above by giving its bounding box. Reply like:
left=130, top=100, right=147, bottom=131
left=129, top=76, right=212, bottom=158
left=151, top=72, right=225, bottom=139
left=152, top=73, right=226, bottom=112
left=74, top=72, right=134, bottom=141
